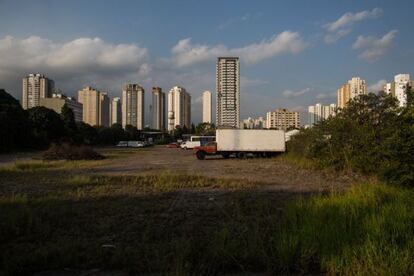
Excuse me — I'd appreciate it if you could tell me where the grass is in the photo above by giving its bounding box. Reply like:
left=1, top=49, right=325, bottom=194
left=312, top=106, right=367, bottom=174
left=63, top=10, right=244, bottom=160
left=1, top=154, right=414, bottom=275
left=276, top=183, right=414, bottom=275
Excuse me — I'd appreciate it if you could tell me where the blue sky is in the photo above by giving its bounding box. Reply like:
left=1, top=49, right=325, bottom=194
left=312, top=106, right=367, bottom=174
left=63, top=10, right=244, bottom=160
left=0, top=0, right=413, bottom=124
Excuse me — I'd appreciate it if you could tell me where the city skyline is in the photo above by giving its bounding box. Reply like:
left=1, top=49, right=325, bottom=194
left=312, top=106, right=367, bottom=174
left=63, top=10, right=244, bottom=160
left=1, top=1, right=414, bottom=123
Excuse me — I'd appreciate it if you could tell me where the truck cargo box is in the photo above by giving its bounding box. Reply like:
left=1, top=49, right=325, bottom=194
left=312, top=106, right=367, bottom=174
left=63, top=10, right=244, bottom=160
left=216, top=129, right=285, bottom=152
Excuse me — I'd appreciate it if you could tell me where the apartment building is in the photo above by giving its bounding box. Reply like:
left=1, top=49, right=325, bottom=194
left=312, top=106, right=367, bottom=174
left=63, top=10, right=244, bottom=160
left=78, top=86, right=107, bottom=126
left=122, top=84, right=145, bottom=130
left=151, top=87, right=166, bottom=131
left=39, top=93, right=83, bottom=122
left=202, top=90, right=212, bottom=124
left=266, top=108, right=300, bottom=130
left=168, top=86, right=191, bottom=131
left=308, top=103, right=336, bottom=126
left=337, top=77, right=367, bottom=108
left=216, top=57, right=240, bottom=128
left=22, top=74, right=54, bottom=109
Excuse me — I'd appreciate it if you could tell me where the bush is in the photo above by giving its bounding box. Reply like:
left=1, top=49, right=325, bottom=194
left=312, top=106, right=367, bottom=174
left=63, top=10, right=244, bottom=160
left=42, top=143, right=104, bottom=160
left=288, top=92, right=414, bottom=186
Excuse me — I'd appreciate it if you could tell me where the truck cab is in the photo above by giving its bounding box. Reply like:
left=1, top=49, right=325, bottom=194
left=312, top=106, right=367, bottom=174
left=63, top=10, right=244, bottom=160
left=194, top=142, right=218, bottom=160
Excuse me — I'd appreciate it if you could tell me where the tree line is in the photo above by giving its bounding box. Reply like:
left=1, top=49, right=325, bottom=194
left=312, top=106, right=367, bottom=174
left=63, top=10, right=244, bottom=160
left=288, top=90, right=414, bottom=186
left=0, top=89, right=215, bottom=152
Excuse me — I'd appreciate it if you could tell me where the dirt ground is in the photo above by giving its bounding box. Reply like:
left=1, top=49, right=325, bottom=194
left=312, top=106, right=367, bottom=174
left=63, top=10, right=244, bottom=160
left=0, top=146, right=362, bottom=275
left=91, top=146, right=357, bottom=193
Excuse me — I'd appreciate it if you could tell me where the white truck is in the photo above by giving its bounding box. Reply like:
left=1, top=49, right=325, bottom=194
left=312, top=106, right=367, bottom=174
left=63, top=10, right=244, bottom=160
left=194, top=129, right=285, bottom=160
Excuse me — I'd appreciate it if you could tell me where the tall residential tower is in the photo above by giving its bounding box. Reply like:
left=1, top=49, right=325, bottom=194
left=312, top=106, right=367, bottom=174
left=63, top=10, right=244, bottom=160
left=216, top=57, right=240, bottom=128
left=122, top=84, right=145, bottom=129
left=110, top=97, right=122, bottom=125
left=22, top=74, right=54, bottom=109
left=383, top=74, right=413, bottom=107
left=168, top=86, right=191, bottom=131
left=151, top=87, right=166, bottom=131
left=337, top=77, right=367, bottom=109
left=202, top=90, right=212, bottom=123
left=78, top=86, right=109, bottom=127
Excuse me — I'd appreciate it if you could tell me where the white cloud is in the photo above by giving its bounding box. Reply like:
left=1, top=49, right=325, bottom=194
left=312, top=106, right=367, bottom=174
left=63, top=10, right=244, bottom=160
left=316, top=92, right=336, bottom=99
left=0, top=35, right=149, bottom=74
left=290, top=106, right=305, bottom=112
left=283, top=87, right=310, bottom=98
left=169, top=31, right=308, bottom=67
left=240, top=76, right=269, bottom=87
left=368, top=79, right=387, bottom=92
left=323, top=8, right=382, bottom=43
left=352, top=30, right=397, bottom=61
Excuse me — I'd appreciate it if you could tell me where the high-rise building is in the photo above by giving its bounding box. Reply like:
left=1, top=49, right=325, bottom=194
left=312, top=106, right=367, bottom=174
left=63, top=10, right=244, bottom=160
left=22, top=74, right=54, bottom=109
left=266, top=108, right=300, bottom=130
left=308, top=103, right=336, bottom=126
left=99, top=93, right=110, bottom=127
left=78, top=86, right=110, bottom=126
left=151, top=87, right=166, bottom=131
left=383, top=74, right=413, bottom=107
left=337, top=77, right=367, bottom=108
left=110, top=97, right=122, bottom=125
left=39, top=93, right=83, bottom=122
left=242, top=116, right=266, bottom=129
left=168, top=86, right=191, bottom=132
left=202, top=90, right=212, bottom=124
left=216, top=57, right=240, bottom=128
left=122, top=84, right=145, bottom=130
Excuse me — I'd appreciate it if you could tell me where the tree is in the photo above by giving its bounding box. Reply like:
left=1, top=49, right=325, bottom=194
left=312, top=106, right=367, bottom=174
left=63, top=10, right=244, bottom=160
left=0, top=89, right=32, bottom=152
left=28, top=106, right=65, bottom=147
left=195, top=122, right=215, bottom=136
left=111, top=123, right=126, bottom=142
left=124, top=125, right=140, bottom=140
left=61, top=104, right=77, bottom=137
left=172, top=125, right=183, bottom=140
left=76, top=122, right=98, bottom=145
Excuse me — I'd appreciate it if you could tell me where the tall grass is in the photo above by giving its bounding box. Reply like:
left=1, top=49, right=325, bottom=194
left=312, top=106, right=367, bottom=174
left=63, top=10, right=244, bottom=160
left=276, top=183, right=414, bottom=274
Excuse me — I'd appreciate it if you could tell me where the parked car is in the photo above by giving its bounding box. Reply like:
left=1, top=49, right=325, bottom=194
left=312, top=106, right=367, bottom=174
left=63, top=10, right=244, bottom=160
left=116, top=141, right=128, bottom=147
left=180, top=136, right=215, bottom=150
left=127, top=141, right=145, bottom=148
left=167, top=142, right=180, bottom=148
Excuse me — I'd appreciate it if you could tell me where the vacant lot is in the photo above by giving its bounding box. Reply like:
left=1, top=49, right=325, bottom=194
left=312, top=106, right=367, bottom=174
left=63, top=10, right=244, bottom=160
left=92, top=146, right=358, bottom=192
left=0, top=146, right=369, bottom=275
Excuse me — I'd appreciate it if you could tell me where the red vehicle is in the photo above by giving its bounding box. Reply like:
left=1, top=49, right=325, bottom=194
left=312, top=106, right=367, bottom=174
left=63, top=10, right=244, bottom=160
left=193, top=142, right=225, bottom=160
left=166, top=142, right=180, bottom=148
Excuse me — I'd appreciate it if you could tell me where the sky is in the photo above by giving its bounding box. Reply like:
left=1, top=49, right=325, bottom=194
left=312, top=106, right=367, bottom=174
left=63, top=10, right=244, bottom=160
left=0, top=0, right=413, bottom=125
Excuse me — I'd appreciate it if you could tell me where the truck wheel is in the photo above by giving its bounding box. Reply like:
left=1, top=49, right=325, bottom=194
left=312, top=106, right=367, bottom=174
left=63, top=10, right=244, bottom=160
left=236, top=152, right=246, bottom=159
left=196, top=151, right=206, bottom=160
left=222, top=153, right=230, bottom=159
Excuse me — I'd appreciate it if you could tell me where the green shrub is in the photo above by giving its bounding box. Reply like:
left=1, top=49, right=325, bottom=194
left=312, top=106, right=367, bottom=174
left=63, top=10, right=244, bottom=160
left=288, top=92, right=414, bottom=186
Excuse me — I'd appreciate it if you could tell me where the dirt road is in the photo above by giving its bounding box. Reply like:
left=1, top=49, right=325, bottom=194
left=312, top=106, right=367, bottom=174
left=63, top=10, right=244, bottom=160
left=93, top=146, right=357, bottom=193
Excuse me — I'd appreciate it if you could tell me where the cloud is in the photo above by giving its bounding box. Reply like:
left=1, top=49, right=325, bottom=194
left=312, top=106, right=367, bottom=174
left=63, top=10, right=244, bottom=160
left=323, top=8, right=382, bottom=43
left=352, top=30, right=397, bottom=61
left=168, top=31, right=308, bottom=67
left=316, top=92, right=336, bottom=99
left=290, top=106, right=305, bottom=112
left=368, top=79, right=387, bottom=92
left=240, top=76, right=269, bottom=87
left=0, top=35, right=149, bottom=75
left=283, top=87, right=310, bottom=98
